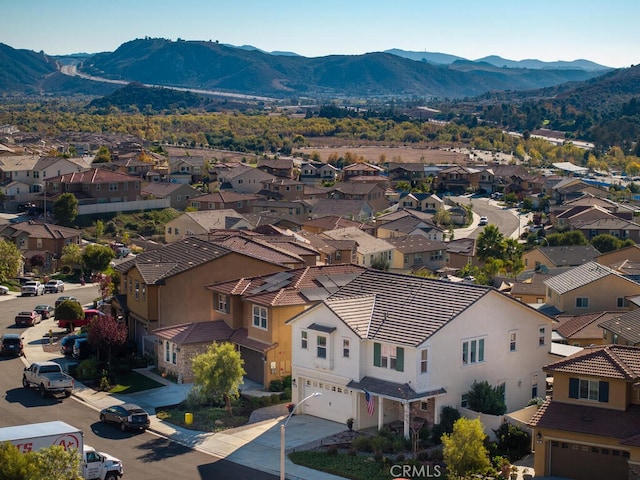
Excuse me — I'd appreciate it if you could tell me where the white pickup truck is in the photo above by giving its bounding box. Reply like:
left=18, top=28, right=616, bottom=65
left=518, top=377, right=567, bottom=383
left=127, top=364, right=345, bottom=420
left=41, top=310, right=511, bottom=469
left=22, top=361, right=74, bottom=398
left=0, top=420, right=123, bottom=480
left=21, top=280, right=44, bottom=296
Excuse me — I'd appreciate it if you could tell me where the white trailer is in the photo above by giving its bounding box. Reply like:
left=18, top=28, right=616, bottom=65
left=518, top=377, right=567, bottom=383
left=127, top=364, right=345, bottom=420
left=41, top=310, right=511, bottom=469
left=0, top=421, right=123, bottom=479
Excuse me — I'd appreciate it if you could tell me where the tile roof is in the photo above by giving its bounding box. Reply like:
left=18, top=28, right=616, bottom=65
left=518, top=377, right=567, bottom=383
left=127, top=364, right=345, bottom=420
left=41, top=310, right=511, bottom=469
left=543, top=344, right=640, bottom=380
left=323, top=269, right=492, bottom=347
left=598, top=310, right=640, bottom=345
left=555, top=312, right=619, bottom=340
left=189, top=191, right=260, bottom=203
left=207, top=264, right=367, bottom=307
left=544, top=262, right=625, bottom=295
left=386, top=235, right=447, bottom=254
left=536, top=245, right=601, bottom=267
left=47, top=168, right=138, bottom=184
left=153, top=320, right=234, bottom=344
left=530, top=399, right=640, bottom=444
left=230, top=328, right=276, bottom=353
left=0, top=222, right=81, bottom=239
left=302, top=215, right=364, bottom=231
left=114, top=237, right=232, bottom=283
left=574, top=217, right=640, bottom=230
left=322, top=227, right=393, bottom=255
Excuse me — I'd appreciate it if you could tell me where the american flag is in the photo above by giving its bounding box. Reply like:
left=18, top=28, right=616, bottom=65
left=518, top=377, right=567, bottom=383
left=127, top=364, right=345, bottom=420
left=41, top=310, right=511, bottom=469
left=365, top=390, right=375, bottom=416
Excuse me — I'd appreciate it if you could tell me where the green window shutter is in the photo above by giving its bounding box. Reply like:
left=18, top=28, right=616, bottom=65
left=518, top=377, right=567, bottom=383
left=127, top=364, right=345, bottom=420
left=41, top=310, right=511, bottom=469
left=396, top=347, right=404, bottom=372
left=374, top=343, right=381, bottom=367
left=569, top=377, right=579, bottom=398
left=599, top=381, right=609, bottom=403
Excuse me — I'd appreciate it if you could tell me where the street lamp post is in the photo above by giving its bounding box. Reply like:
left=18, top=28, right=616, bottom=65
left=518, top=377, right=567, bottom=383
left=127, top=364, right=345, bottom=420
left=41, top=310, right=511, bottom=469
left=280, top=391, right=321, bottom=480
left=537, top=237, right=550, bottom=247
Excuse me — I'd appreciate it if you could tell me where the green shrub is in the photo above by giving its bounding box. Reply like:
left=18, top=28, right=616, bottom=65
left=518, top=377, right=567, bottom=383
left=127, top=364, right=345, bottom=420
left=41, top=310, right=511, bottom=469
left=76, top=358, right=98, bottom=381
left=466, top=380, right=507, bottom=415
left=431, top=405, right=460, bottom=444
left=371, top=435, right=391, bottom=453
left=268, top=380, right=284, bottom=392
left=327, top=445, right=338, bottom=456
left=493, top=421, right=531, bottom=461
left=416, top=450, right=430, bottom=461
left=352, top=435, right=372, bottom=452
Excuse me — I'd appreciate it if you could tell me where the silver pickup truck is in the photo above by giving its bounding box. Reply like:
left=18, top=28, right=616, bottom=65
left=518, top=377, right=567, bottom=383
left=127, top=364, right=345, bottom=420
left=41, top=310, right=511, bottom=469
left=22, top=361, right=74, bottom=398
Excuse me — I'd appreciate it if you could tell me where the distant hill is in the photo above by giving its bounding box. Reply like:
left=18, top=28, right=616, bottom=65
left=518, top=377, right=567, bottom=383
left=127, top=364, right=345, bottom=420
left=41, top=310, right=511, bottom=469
left=383, top=48, right=466, bottom=65
left=77, top=38, right=606, bottom=99
left=0, top=39, right=616, bottom=99
left=87, top=82, right=211, bottom=112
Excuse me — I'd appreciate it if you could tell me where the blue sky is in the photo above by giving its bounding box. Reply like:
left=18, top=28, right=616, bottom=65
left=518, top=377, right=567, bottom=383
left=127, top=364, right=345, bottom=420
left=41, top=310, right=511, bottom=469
left=4, top=0, right=638, bottom=68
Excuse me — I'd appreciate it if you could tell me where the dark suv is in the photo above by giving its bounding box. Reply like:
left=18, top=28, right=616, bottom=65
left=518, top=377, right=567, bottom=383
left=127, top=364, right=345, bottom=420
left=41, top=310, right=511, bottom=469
left=100, top=403, right=150, bottom=432
left=1, top=334, right=24, bottom=356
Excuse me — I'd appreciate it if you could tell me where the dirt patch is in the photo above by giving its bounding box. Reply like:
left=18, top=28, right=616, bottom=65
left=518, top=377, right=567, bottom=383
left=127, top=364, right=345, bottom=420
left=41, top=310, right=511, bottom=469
left=295, top=144, right=470, bottom=164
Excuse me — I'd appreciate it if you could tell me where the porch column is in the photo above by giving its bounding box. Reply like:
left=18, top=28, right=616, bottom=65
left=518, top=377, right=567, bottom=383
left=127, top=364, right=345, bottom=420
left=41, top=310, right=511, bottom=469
left=377, top=395, right=383, bottom=431
left=403, top=402, right=410, bottom=439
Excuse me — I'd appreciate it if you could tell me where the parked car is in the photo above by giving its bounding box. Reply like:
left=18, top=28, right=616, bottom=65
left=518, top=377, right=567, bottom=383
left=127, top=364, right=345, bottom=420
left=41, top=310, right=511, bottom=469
left=60, top=333, right=87, bottom=356
left=99, top=403, right=150, bottom=432
left=479, top=216, right=488, bottom=226
left=0, top=333, right=24, bottom=356
left=55, top=295, right=79, bottom=308
left=21, top=281, right=44, bottom=296
left=34, top=304, right=54, bottom=319
left=44, top=280, right=65, bottom=293
left=15, top=310, right=42, bottom=327
left=72, top=337, right=92, bottom=360
left=0, top=285, right=9, bottom=295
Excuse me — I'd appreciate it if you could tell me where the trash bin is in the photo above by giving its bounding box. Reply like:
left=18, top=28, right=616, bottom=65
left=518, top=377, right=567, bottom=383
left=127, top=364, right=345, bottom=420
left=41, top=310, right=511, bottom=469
left=185, top=412, right=193, bottom=425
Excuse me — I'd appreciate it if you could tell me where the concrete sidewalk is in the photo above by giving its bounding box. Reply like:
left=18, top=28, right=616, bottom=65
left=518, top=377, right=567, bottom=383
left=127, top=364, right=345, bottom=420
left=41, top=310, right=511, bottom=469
left=19, top=308, right=347, bottom=480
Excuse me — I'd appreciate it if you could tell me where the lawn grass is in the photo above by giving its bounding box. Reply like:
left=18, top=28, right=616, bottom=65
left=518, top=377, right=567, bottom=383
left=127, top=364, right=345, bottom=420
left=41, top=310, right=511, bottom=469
left=289, top=451, right=395, bottom=480
left=108, top=371, right=164, bottom=394
left=156, top=405, right=249, bottom=431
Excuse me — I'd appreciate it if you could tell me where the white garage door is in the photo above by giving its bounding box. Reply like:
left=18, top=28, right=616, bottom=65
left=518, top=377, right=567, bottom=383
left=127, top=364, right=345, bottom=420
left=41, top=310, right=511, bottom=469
left=301, top=382, right=353, bottom=423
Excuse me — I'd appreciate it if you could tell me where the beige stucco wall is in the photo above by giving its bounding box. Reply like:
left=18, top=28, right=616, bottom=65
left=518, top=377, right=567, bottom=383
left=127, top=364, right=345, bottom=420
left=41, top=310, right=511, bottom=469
left=550, top=373, right=627, bottom=411
left=553, top=276, right=640, bottom=314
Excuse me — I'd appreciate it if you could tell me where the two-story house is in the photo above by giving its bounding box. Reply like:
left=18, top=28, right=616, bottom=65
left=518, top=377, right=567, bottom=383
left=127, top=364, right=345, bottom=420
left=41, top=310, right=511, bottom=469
left=530, top=345, right=640, bottom=480
left=386, top=235, right=447, bottom=274
left=45, top=168, right=142, bottom=206
left=298, top=161, right=340, bottom=184
left=374, top=209, right=445, bottom=242
left=141, top=182, right=202, bottom=210
left=168, top=155, right=205, bottom=184
left=164, top=210, right=254, bottom=243
left=217, top=164, right=276, bottom=194
left=287, top=269, right=553, bottom=438
left=256, top=157, right=294, bottom=179
left=342, top=162, right=385, bottom=181
left=544, top=262, right=640, bottom=315
left=202, top=264, right=367, bottom=388
left=522, top=245, right=601, bottom=272
left=113, top=237, right=290, bottom=353
left=321, top=227, right=394, bottom=268
left=188, top=191, right=259, bottom=214
left=0, top=221, right=82, bottom=273
left=326, top=182, right=388, bottom=213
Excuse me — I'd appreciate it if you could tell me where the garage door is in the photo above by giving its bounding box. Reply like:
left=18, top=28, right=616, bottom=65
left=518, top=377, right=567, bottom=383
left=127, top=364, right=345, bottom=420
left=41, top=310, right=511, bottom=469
left=240, top=347, right=264, bottom=385
left=301, top=381, right=353, bottom=423
left=550, top=440, right=628, bottom=480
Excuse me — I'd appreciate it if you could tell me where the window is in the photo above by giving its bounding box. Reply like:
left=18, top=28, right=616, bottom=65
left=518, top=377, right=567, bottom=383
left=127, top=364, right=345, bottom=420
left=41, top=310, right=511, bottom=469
left=420, top=349, right=428, bottom=373
left=461, top=393, right=468, bottom=408
left=165, top=341, right=170, bottom=362
left=301, top=331, right=308, bottom=349
left=462, top=337, right=485, bottom=365
left=509, top=331, right=517, bottom=352
left=538, top=327, right=546, bottom=346
left=617, top=297, right=629, bottom=308
left=373, top=342, right=404, bottom=371
left=576, top=297, right=589, bottom=308
left=217, top=294, right=228, bottom=313
left=171, top=343, right=177, bottom=365
left=142, top=285, right=146, bottom=301
left=569, top=377, right=609, bottom=402
left=175, top=228, right=179, bottom=235
left=252, top=305, right=268, bottom=329
left=317, top=336, right=327, bottom=358
left=134, top=281, right=140, bottom=300
left=167, top=227, right=172, bottom=234
left=531, top=374, right=538, bottom=398
left=109, top=183, right=118, bottom=191
left=343, top=338, right=350, bottom=358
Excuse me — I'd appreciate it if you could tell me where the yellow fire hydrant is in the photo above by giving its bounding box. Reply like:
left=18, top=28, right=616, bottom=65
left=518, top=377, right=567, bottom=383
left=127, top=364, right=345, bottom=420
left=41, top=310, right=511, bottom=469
left=48, top=329, right=53, bottom=345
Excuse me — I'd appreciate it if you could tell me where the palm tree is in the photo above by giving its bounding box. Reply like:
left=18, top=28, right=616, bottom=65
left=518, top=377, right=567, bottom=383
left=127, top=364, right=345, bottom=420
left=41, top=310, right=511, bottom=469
left=476, top=224, right=505, bottom=262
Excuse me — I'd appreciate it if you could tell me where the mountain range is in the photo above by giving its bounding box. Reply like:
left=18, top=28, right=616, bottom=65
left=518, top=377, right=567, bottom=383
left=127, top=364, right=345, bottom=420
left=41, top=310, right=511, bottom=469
left=0, top=38, right=615, bottom=100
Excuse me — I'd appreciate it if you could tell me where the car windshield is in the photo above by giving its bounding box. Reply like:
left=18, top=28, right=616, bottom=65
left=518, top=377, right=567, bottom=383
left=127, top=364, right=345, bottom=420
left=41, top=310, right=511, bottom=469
left=3, top=338, right=21, bottom=345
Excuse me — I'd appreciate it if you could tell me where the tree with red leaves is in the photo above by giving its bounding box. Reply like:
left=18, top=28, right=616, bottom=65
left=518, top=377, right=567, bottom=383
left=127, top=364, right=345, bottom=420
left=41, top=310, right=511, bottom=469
left=87, top=314, right=128, bottom=366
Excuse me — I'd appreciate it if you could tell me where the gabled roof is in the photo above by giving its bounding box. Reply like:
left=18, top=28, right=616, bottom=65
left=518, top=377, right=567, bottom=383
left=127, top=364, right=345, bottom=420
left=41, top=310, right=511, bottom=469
left=190, top=191, right=260, bottom=203
left=0, top=155, right=40, bottom=171
left=343, top=163, right=384, bottom=173
left=200, top=232, right=306, bottom=266
left=46, top=168, right=138, bottom=184
left=141, top=182, right=199, bottom=197
left=169, top=209, right=251, bottom=231
left=328, top=182, right=383, bottom=195
left=302, top=215, right=364, bottom=232
left=543, top=344, right=640, bottom=380
left=207, top=264, right=367, bottom=307
left=534, top=245, right=601, bottom=267
left=376, top=215, right=440, bottom=235
left=555, top=311, right=619, bottom=340
left=322, top=269, right=492, bottom=347
left=322, top=227, right=393, bottom=255
left=114, top=237, right=232, bottom=283
left=544, top=261, right=628, bottom=295
left=0, top=222, right=81, bottom=240
left=306, top=199, right=371, bottom=217
left=573, top=216, right=640, bottom=231
left=599, top=310, right=640, bottom=345
left=347, top=376, right=446, bottom=401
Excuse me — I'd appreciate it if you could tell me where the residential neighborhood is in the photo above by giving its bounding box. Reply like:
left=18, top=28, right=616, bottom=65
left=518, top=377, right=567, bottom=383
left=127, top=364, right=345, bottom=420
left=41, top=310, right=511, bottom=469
left=3, top=130, right=640, bottom=479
